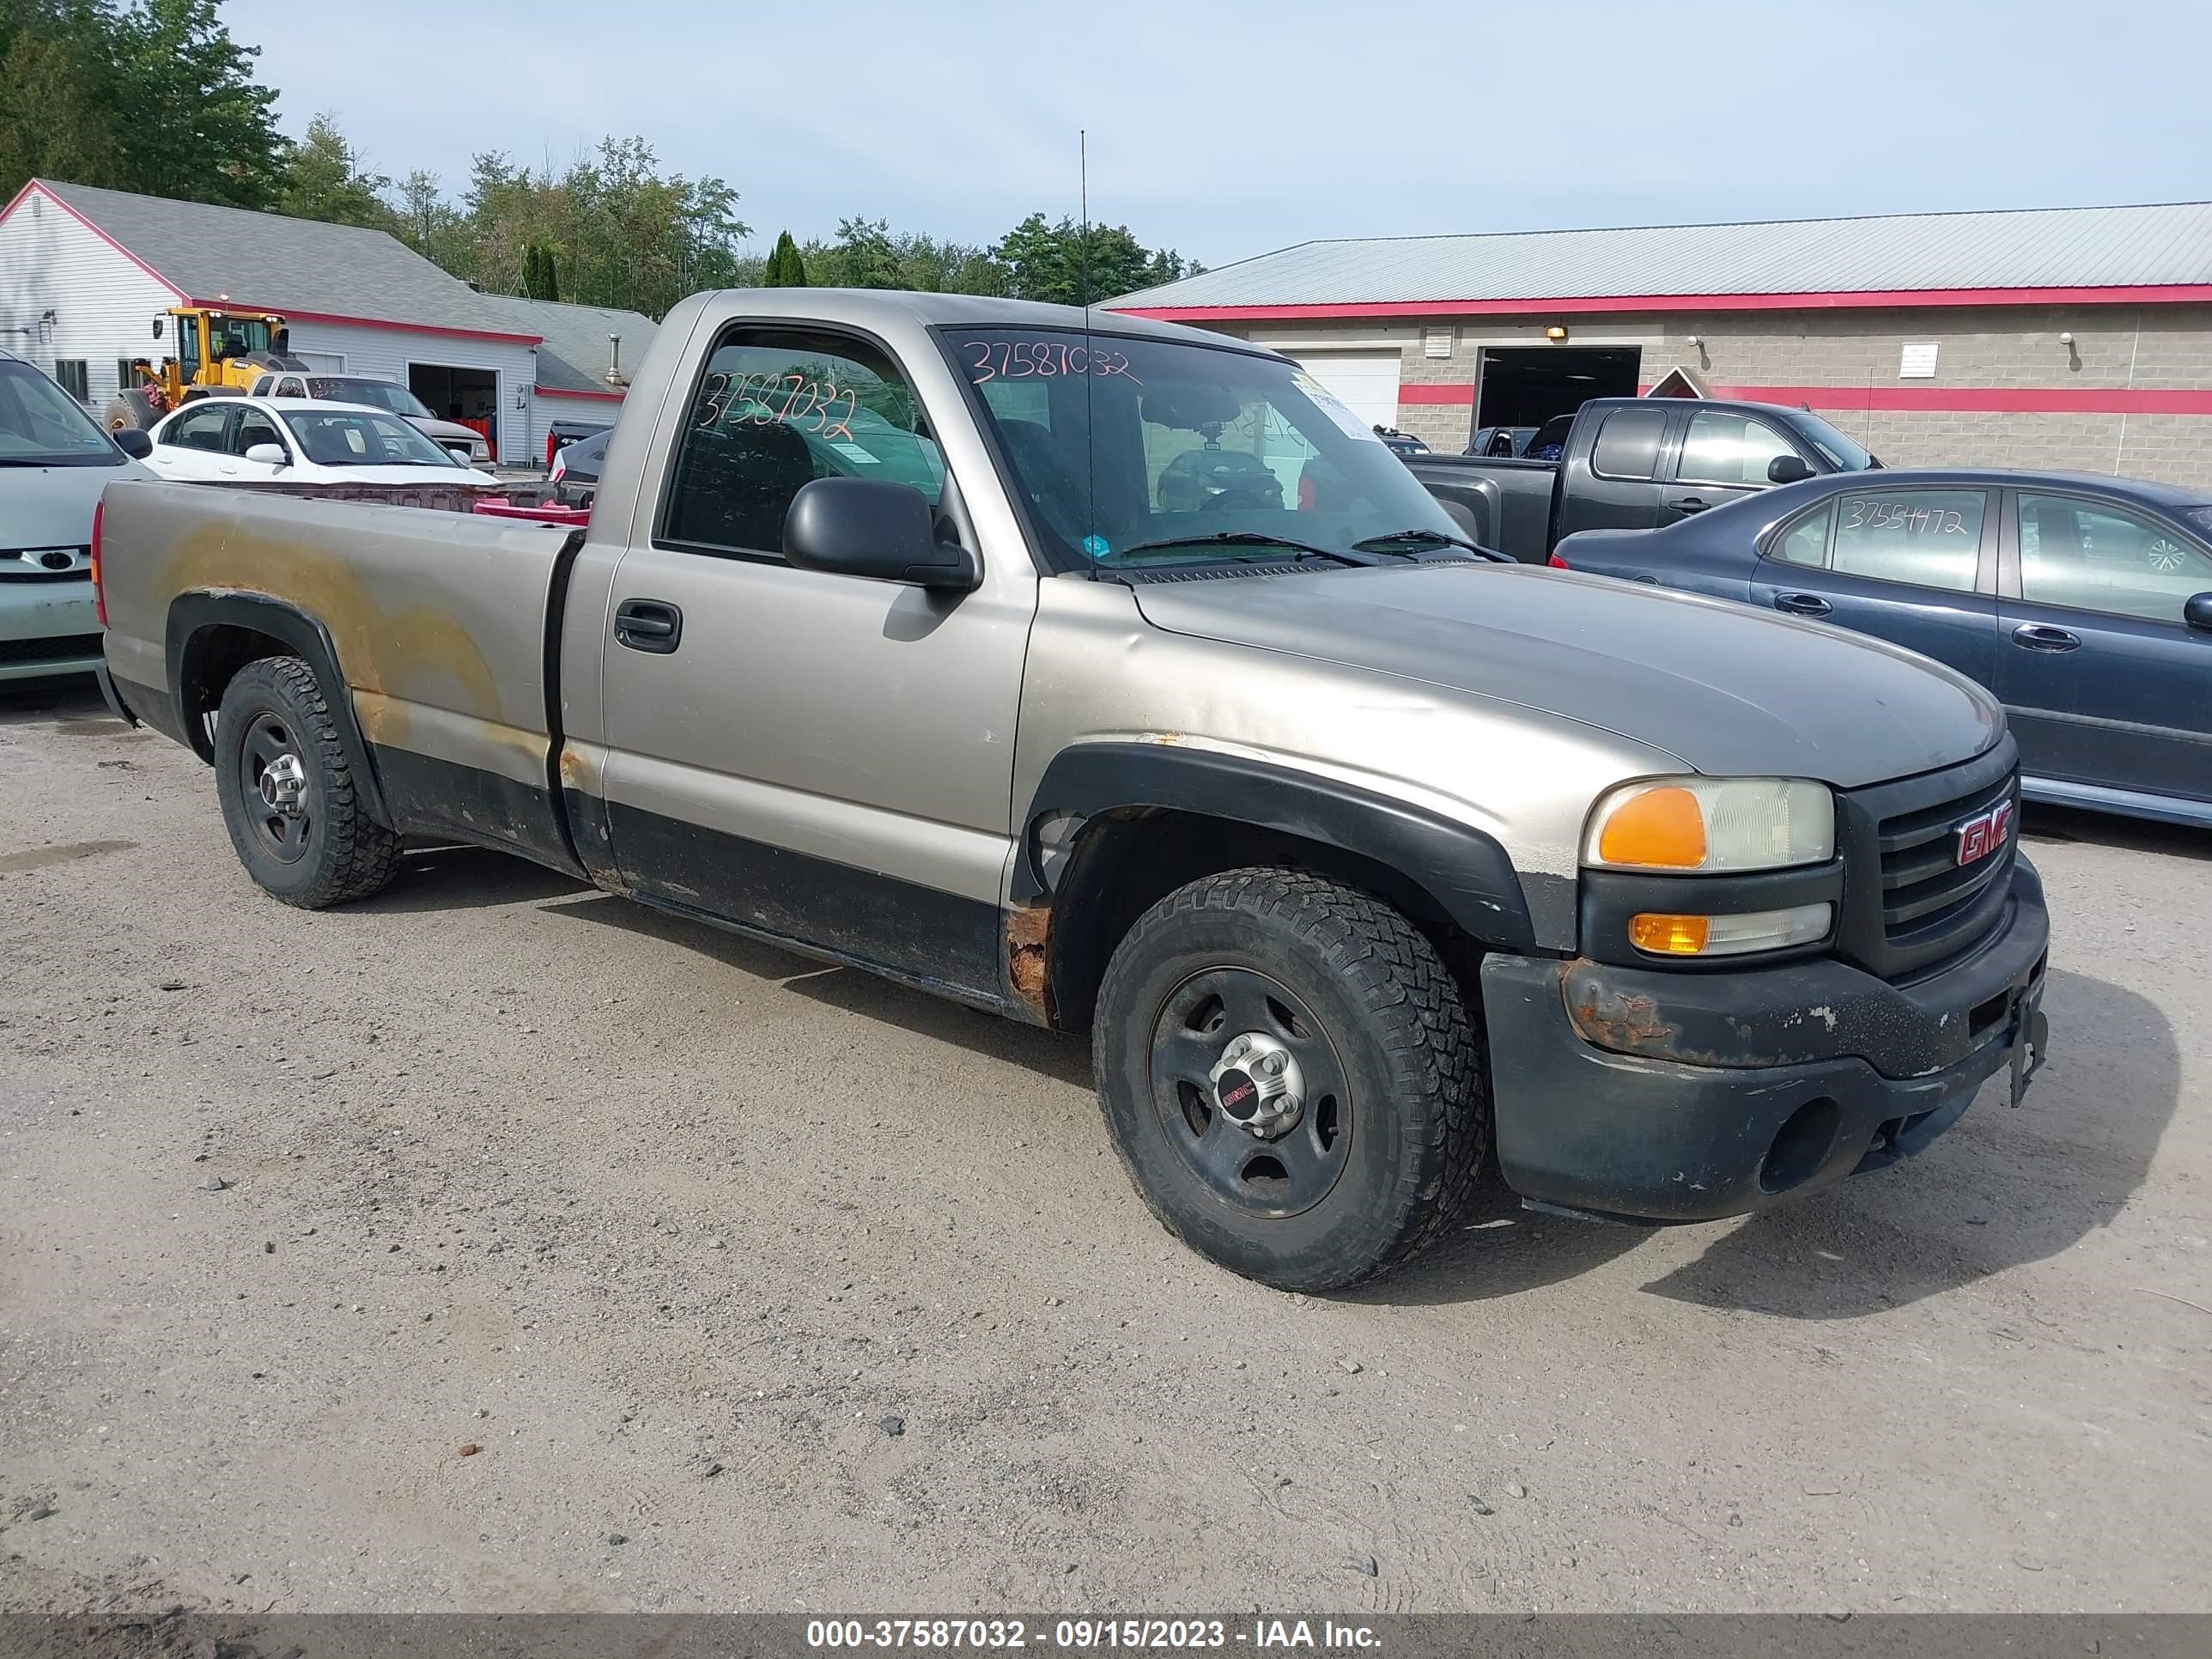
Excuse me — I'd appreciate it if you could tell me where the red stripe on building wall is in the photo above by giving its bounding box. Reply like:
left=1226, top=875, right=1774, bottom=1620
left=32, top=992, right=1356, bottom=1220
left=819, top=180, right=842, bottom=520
left=1401, top=382, right=2212, bottom=415
left=192, top=301, right=543, bottom=346
left=1115, top=284, right=2212, bottom=322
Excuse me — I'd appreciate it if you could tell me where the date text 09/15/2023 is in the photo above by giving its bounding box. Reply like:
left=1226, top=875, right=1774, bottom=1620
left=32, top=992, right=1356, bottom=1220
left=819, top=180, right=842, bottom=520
left=805, top=1617, right=1382, bottom=1650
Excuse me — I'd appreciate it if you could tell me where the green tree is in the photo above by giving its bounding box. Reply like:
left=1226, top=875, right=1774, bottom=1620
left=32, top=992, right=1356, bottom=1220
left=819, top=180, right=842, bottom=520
left=0, top=1, right=125, bottom=199
left=108, top=0, right=285, bottom=209
left=276, top=112, right=388, bottom=228
left=521, top=240, right=561, bottom=301
left=762, top=229, right=807, bottom=286
left=991, top=214, right=1193, bottom=304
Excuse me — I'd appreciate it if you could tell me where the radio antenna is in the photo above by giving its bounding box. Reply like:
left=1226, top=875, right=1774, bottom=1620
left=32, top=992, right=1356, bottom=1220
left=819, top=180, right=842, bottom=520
left=1081, top=127, right=1098, bottom=574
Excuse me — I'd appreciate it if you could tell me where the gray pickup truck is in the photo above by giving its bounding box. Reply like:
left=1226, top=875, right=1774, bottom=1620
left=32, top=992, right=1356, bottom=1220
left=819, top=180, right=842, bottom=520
left=92, top=289, right=2050, bottom=1291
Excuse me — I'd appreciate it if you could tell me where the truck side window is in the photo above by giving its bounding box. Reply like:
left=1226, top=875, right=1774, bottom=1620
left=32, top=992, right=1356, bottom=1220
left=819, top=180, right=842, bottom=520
left=1829, top=489, right=1985, bottom=592
left=1589, top=407, right=1667, bottom=480
left=661, top=328, right=945, bottom=559
left=1677, top=412, right=1796, bottom=487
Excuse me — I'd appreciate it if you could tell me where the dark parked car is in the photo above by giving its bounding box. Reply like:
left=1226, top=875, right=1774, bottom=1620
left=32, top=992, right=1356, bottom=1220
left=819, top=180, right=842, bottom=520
left=1373, top=424, right=1429, bottom=456
left=1406, top=397, right=1879, bottom=562
left=548, top=427, right=611, bottom=505
left=1553, top=469, right=2212, bottom=827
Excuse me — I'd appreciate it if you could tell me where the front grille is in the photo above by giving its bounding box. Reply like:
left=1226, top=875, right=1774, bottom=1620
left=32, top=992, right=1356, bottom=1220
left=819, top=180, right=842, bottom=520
left=1835, top=737, right=2020, bottom=981
left=0, top=632, right=103, bottom=665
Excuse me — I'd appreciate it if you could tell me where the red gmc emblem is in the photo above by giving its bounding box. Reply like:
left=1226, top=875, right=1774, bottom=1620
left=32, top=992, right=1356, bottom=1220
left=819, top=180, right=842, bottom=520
left=1955, top=799, right=2015, bottom=866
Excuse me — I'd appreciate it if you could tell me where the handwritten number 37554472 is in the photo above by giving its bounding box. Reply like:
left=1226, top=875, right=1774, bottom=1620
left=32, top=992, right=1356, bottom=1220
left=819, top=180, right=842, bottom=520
left=1843, top=499, right=1971, bottom=536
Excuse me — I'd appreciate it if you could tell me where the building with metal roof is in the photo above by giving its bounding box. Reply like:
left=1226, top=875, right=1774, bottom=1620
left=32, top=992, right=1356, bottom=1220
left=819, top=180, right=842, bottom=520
left=0, top=179, right=663, bottom=465
left=1109, top=203, right=2212, bottom=489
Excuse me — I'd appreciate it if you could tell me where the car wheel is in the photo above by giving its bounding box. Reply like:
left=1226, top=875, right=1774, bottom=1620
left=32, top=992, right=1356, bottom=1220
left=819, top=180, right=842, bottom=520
left=2145, top=538, right=2188, bottom=574
left=1091, top=868, right=1487, bottom=1291
left=213, top=656, right=400, bottom=908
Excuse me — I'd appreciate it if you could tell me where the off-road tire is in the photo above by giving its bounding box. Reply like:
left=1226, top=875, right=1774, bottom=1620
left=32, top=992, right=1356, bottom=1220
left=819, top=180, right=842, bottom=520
left=104, top=388, right=158, bottom=432
left=1091, top=868, right=1487, bottom=1291
left=213, top=656, right=400, bottom=908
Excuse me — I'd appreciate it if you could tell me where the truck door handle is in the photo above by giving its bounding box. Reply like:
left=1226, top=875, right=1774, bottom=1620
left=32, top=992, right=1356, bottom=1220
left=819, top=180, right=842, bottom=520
left=2010, top=623, right=2081, bottom=653
left=614, top=599, right=683, bottom=654
left=1772, top=592, right=1832, bottom=617
left=1667, top=495, right=1711, bottom=514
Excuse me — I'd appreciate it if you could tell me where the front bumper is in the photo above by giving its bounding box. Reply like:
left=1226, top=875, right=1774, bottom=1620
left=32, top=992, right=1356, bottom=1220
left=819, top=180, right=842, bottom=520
left=1480, top=859, right=2050, bottom=1223
left=0, top=577, right=100, bottom=682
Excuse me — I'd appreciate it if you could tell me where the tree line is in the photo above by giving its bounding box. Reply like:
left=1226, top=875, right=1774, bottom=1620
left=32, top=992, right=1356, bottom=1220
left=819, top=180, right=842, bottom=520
left=0, top=0, right=1200, bottom=321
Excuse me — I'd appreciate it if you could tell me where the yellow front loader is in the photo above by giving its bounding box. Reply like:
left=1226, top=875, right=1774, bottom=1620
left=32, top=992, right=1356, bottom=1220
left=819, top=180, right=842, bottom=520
left=104, top=306, right=307, bottom=430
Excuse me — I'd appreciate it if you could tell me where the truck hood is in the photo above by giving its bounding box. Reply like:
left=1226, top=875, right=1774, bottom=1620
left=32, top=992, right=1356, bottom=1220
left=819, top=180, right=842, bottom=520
left=2, top=460, right=150, bottom=550
left=1128, top=562, right=2003, bottom=788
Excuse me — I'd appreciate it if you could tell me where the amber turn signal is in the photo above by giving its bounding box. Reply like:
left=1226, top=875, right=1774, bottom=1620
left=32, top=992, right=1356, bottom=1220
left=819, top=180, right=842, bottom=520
left=1628, top=913, right=1711, bottom=955
left=1597, top=786, right=1708, bottom=869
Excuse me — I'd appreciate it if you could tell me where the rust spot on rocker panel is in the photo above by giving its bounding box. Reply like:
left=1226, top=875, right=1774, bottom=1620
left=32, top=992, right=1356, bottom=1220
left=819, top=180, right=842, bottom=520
left=1006, top=902, right=1054, bottom=1024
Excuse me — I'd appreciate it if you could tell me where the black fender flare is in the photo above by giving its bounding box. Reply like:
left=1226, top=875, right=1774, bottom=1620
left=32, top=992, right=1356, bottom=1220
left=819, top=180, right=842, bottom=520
left=1016, top=742, right=1539, bottom=951
left=165, top=590, right=392, bottom=827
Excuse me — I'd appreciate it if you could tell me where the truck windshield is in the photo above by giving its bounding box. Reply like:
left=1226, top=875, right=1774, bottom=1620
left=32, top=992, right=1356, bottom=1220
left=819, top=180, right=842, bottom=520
left=281, top=408, right=459, bottom=468
left=1789, top=410, right=1876, bottom=471
left=944, top=328, right=1463, bottom=568
left=310, top=378, right=435, bottom=419
left=0, top=358, right=129, bottom=467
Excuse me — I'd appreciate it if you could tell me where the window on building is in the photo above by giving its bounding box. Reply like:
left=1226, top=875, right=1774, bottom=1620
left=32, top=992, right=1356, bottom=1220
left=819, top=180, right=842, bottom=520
left=116, top=359, right=140, bottom=397
left=1589, top=407, right=1668, bottom=480
left=2018, top=494, right=2212, bottom=624
left=1827, top=489, right=1985, bottom=592
left=1677, top=410, right=1796, bottom=486
left=53, top=360, right=89, bottom=401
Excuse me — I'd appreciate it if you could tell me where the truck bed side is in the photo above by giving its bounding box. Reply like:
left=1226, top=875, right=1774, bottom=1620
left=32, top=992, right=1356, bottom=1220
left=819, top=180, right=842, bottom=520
left=1401, top=453, right=1559, bottom=562
left=98, top=477, right=585, bottom=872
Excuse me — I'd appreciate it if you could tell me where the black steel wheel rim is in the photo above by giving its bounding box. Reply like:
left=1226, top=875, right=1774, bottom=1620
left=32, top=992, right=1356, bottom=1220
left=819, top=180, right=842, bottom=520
left=1147, top=966, right=1353, bottom=1219
left=238, top=711, right=310, bottom=864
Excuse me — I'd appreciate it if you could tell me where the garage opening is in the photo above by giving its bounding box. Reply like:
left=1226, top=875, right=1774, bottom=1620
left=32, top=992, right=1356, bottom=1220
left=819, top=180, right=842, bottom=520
left=407, top=363, right=500, bottom=457
left=1474, top=346, right=1641, bottom=437
left=1284, top=350, right=1402, bottom=433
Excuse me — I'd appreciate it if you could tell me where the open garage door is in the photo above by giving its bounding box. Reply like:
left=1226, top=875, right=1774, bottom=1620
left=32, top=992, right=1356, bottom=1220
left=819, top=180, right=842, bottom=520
left=1285, top=350, right=1402, bottom=432
left=1474, top=346, right=1640, bottom=432
left=408, top=362, right=501, bottom=459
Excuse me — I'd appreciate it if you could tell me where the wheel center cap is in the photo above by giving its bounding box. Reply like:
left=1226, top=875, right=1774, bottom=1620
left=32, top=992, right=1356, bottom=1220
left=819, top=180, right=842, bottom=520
left=259, top=753, right=307, bottom=816
left=1209, top=1032, right=1304, bottom=1139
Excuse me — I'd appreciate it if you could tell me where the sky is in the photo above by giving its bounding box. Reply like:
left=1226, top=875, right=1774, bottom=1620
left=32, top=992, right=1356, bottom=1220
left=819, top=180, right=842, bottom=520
left=220, top=0, right=2212, bottom=270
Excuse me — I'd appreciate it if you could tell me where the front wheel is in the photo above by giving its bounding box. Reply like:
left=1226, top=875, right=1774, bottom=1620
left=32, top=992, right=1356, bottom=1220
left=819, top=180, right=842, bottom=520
left=1091, top=869, right=1487, bottom=1291
left=213, top=656, right=401, bottom=908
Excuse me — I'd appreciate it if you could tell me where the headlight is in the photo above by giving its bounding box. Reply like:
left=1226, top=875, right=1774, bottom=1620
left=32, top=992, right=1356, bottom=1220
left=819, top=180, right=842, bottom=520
left=1583, top=777, right=1833, bottom=873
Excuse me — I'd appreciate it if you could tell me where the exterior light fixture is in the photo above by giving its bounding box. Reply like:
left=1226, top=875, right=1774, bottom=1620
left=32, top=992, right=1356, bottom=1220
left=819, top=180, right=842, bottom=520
left=1545, top=325, right=1569, bottom=343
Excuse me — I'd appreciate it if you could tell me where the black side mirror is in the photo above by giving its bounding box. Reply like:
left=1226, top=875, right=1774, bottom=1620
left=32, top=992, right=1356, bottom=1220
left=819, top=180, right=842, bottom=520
left=783, top=477, right=980, bottom=592
left=1767, top=454, right=1814, bottom=484
left=114, top=428, right=153, bottom=459
left=2184, top=592, right=2212, bottom=632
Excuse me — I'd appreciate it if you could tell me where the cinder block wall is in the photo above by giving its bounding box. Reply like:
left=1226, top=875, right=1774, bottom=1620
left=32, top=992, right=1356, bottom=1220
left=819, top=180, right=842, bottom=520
left=1224, top=304, right=2212, bottom=488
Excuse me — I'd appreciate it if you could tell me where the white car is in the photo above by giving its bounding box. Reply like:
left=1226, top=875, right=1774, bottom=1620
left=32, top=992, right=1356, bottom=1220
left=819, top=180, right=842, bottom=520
left=143, top=397, right=498, bottom=489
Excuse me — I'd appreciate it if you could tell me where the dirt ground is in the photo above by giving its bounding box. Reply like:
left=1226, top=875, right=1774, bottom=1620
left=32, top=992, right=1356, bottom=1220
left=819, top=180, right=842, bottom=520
left=2, top=681, right=2207, bottom=1616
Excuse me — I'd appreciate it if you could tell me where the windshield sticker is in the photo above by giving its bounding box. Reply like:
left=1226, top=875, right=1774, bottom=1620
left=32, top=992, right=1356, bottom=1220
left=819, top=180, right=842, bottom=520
left=830, top=441, right=878, bottom=464
left=1843, top=498, right=1972, bottom=535
left=1081, top=534, right=1112, bottom=558
left=1292, top=370, right=1384, bottom=444
left=696, top=370, right=859, bottom=442
left=961, top=339, right=1141, bottom=386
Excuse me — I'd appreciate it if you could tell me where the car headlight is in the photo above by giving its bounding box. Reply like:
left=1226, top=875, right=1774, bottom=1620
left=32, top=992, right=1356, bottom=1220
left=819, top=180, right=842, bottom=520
left=1583, top=777, right=1834, bottom=873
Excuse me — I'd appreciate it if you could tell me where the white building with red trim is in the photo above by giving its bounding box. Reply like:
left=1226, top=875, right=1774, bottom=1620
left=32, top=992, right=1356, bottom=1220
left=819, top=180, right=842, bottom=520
left=0, top=179, right=651, bottom=466
left=1109, top=202, right=2212, bottom=487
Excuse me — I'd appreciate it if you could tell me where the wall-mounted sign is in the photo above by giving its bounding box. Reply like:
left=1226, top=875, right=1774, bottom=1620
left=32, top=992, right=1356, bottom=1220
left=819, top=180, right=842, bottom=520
left=1899, top=342, right=1940, bottom=379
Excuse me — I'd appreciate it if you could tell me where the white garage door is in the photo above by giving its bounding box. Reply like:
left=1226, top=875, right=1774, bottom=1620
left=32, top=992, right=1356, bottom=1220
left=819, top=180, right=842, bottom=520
left=1286, top=350, right=1402, bottom=431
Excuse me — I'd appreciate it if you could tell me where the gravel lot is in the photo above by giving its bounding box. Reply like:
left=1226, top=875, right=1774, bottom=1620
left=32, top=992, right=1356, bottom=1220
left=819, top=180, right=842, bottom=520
left=2, top=680, right=2207, bottom=1615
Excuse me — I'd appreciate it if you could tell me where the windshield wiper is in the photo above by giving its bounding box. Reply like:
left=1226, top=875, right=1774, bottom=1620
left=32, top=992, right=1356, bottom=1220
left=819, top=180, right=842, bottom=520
left=1099, top=532, right=1376, bottom=568
left=1352, top=527, right=1505, bottom=561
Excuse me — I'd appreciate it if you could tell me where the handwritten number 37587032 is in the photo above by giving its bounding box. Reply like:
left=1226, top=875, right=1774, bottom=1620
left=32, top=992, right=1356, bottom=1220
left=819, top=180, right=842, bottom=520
left=695, top=370, right=859, bottom=441
left=963, top=339, right=1141, bottom=386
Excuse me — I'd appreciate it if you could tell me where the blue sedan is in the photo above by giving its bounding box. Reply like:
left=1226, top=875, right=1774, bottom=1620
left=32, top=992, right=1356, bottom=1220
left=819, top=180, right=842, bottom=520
left=1553, top=469, right=2212, bottom=827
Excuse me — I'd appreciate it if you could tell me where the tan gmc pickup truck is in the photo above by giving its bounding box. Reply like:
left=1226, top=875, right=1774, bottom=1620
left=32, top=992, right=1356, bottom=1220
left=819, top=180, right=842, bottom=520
left=92, top=289, right=2051, bottom=1291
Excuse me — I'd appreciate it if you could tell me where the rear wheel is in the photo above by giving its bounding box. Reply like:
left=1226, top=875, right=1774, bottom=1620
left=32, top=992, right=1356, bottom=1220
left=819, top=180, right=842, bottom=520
left=213, top=656, right=399, bottom=908
left=1091, top=868, right=1486, bottom=1291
